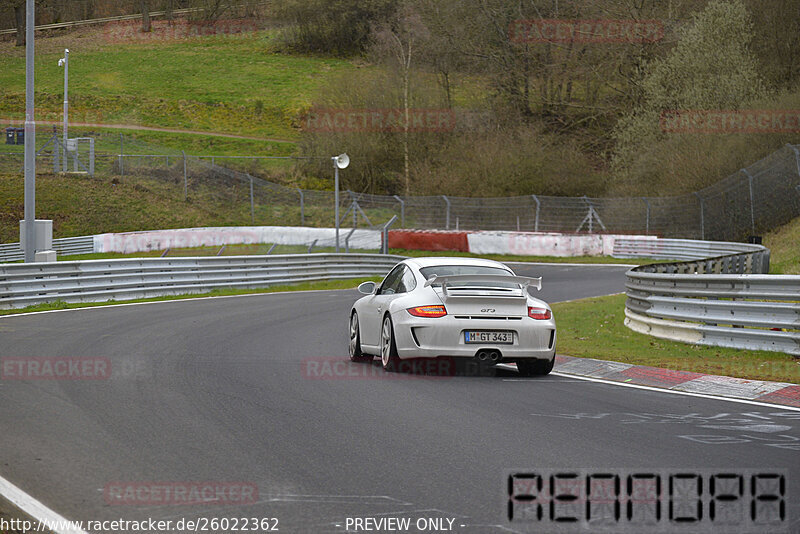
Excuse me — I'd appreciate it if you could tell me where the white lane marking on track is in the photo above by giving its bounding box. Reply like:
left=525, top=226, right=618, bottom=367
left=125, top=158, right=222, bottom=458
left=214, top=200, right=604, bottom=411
left=258, top=494, right=412, bottom=505
left=0, top=288, right=353, bottom=320
left=540, top=372, right=800, bottom=412
left=0, top=474, right=88, bottom=534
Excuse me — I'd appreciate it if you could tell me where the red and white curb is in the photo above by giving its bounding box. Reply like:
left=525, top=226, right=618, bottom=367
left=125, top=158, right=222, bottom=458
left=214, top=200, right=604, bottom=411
left=551, top=355, right=800, bottom=408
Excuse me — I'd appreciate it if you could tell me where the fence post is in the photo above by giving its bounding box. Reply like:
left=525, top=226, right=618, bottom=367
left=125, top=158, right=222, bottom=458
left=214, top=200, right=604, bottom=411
left=345, top=227, right=357, bottom=253
left=297, top=188, right=304, bottom=226
left=694, top=192, right=705, bottom=240
left=52, top=133, right=59, bottom=173
left=182, top=150, right=188, bottom=201
left=381, top=215, right=398, bottom=254
left=642, top=198, right=651, bottom=235
left=88, top=138, right=94, bottom=177
left=741, top=168, right=756, bottom=236
left=442, top=195, right=450, bottom=230
left=531, top=195, right=540, bottom=232
left=248, top=173, right=255, bottom=224
left=393, top=195, right=405, bottom=227
left=789, top=144, right=800, bottom=177
left=119, top=134, right=124, bottom=177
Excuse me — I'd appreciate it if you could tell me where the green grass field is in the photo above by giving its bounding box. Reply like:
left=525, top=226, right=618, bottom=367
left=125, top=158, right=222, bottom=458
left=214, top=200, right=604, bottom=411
left=552, top=293, right=799, bottom=383
left=0, top=28, right=357, bottom=140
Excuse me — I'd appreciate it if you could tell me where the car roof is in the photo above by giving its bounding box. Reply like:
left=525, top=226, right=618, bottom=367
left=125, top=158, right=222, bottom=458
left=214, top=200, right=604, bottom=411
left=404, top=256, right=511, bottom=271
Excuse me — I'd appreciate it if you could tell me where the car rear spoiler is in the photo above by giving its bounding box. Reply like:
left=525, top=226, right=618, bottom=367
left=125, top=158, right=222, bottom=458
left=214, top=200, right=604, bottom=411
left=423, top=274, right=542, bottom=297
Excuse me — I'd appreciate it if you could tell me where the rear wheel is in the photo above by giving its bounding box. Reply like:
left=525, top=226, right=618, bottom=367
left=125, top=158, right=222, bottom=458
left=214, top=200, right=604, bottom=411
left=349, top=313, right=372, bottom=363
left=380, top=315, right=400, bottom=372
left=517, top=358, right=554, bottom=377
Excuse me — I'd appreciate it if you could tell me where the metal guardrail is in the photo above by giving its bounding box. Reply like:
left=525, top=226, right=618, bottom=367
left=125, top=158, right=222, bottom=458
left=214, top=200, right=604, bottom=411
left=613, top=238, right=766, bottom=261
left=0, top=254, right=403, bottom=310
left=0, top=236, right=94, bottom=263
left=623, top=240, right=799, bottom=356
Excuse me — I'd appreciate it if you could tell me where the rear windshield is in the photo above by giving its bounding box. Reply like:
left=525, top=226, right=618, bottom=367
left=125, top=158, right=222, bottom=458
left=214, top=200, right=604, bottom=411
left=419, top=265, right=517, bottom=289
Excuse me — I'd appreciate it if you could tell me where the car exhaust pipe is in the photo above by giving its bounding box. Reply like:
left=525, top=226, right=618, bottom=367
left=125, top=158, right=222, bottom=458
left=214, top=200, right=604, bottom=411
left=475, top=350, right=501, bottom=364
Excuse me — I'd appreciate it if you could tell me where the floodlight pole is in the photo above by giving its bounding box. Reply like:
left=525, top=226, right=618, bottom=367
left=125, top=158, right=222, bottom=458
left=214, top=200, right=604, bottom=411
left=61, top=48, right=69, bottom=172
left=333, top=158, right=340, bottom=253
left=23, top=0, right=36, bottom=262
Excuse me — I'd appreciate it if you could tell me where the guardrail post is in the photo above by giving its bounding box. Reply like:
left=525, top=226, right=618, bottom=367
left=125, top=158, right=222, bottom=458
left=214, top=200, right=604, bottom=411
left=182, top=151, right=188, bottom=201
left=393, top=195, right=405, bottom=228
left=297, top=188, right=305, bottom=226
left=381, top=215, right=399, bottom=254
left=442, top=195, right=450, bottom=230
left=248, top=173, right=255, bottom=224
left=642, top=197, right=650, bottom=235
left=741, top=168, right=756, bottom=235
left=694, top=192, right=705, bottom=240
left=531, top=195, right=540, bottom=232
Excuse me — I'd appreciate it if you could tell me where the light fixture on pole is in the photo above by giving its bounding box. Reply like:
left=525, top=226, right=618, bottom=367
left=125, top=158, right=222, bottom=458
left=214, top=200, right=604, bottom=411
left=22, top=0, right=36, bottom=263
left=58, top=49, right=69, bottom=172
left=332, top=153, right=350, bottom=253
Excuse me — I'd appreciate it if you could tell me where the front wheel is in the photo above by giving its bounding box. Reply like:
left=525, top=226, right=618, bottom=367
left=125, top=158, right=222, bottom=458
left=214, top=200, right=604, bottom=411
left=517, top=357, right=554, bottom=377
left=380, top=315, right=400, bottom=372
left=349, top=313, right=372, bottom=363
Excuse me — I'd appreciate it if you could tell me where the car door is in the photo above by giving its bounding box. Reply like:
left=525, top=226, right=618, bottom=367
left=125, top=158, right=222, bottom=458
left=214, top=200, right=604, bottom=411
left=360, top=265, right=406, bottom=349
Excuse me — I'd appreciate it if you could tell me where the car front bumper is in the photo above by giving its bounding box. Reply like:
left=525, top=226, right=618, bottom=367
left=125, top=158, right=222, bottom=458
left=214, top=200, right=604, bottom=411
left=390, top=311, right=556, bottom=361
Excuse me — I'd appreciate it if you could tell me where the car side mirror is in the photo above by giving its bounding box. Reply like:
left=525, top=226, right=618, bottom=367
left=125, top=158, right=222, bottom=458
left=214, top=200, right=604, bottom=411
left=357, top=281, right=376, bottom=295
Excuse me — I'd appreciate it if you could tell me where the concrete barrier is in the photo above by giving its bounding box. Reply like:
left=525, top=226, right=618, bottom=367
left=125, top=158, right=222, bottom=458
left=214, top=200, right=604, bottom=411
left=94, top=227, right=382, bottom=254
left=467, top=231, right=645, bottom=257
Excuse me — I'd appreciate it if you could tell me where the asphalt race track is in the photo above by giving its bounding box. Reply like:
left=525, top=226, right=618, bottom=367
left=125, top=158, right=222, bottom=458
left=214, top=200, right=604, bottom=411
left=1, top=263, right=798, bottom=533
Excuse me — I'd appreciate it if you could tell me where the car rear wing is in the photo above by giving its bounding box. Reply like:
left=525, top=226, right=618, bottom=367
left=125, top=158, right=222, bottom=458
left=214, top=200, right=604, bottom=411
left=423, top=274, right=542, bottom=298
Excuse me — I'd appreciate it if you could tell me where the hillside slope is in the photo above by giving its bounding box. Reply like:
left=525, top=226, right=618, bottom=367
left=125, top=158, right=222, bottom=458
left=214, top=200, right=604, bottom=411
left=765, top=215, right=800, bottom=274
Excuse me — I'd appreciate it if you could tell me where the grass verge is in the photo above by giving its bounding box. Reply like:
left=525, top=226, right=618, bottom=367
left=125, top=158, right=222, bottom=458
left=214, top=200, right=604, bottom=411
left=0, top=276, right=381, bottom=317
left=552, top=293, right=799, bottom=384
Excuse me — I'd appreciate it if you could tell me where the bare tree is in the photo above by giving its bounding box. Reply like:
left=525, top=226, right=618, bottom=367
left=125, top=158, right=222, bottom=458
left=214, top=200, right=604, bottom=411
left=11, top=0, right=25, bottom=46
left=141, top=0, right=150, bottom=32
left=371, top=3, right=429, bottom=195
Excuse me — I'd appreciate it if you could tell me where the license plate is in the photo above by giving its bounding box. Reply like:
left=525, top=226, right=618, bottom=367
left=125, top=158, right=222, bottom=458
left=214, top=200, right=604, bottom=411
left=464, top=331, right=513, bottom=344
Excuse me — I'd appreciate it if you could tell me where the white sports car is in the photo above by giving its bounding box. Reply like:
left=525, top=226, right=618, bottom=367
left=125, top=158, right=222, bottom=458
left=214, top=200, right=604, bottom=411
left=349, top=257, right=556, bottom=376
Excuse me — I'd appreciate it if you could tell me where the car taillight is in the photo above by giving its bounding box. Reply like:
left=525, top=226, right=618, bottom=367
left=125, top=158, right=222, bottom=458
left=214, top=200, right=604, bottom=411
left=528, top=306, right=551, bottom=320
left=407, top=305, right=447, bottom=318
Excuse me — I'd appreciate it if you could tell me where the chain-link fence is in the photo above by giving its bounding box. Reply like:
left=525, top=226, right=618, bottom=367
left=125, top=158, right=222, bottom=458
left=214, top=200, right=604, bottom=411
left=1, top=134, right=799, bottom=241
